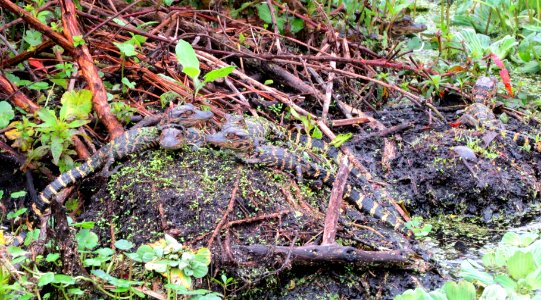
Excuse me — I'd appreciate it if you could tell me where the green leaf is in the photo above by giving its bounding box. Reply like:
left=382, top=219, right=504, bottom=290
left=459, top=260, right=494, bottom=285
left=256, top=3, right=272, bottom=23
left=38, top=272, right=55, bottom=286
left=10, top=191, right=27, bottom=199
left=160, top=91, right=180, bottom=108
left=114, top=41, right=137, bottom=57
left=76, top=229, right=99, bottom=250
left=290, top=18, right=305, bottom=34
left=393, top=288, right=432, bottom=300
left=115, top=240, right=134, bottom=251
left=7, top=246, right=28, bottom=257
left=479, top=284, right=508, bottom=300
left=494, top=274, right=517, bottom=290
left=442, top=280, right=476, bottom=300
left=7, top=208, right=27, bottom=219
left=60, top=90, right=92, bottom=121
left=502, top=232, right=522, bottom=246
left=203, top=66, right=235, bottom=84
left=508, top=251, right=536, bottom=280
left=331, top=133, right=353, bottom=148
left=121, top=77, right=135, bottom=89
left=95, top=247, right=114, bottom=257
left=145, top=260, right=170, bottom=273
left=489, top=35, right=518, bottom=59
left=23, top=30, right=43, bottom=47
left=54, top=274, right=76, bottom=285
left=526, top=267, right=541, bottom=289
left=37, top=109, right=58, bottom=127
left=175, top=39, right=200, bottom=79
left=0, top=101, right=15, bottom=129
left=28, top=81, right=49, bottom=90
left=46, top=253, right=60, bottom=262
left=50, top=135, right=63, bottom=165
left=67, top=288, right=84, bottom=295
left=311, top=125, right=323, bottom=139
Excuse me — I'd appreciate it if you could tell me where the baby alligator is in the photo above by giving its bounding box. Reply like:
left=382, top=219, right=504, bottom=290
left=456, top=77, right=540, bottom=152
left=221, top=114, right=372, bottom=187
left=33, top=104, right=213, bottom=216
left=206, top=126, right=407, bottom=233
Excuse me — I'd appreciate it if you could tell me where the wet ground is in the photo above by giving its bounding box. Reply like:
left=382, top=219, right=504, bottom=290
left=1, top=103, right=540, bottom=298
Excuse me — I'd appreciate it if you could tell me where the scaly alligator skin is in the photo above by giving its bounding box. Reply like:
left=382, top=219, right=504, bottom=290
left=388, top=15, right=427, bottom=37
left=33, top=104, right=213, bottom=216
left=222, top=114, right=371, bottom=187
left=457, top=77, right=541, bottom=152
left=206, top=128, right=406, bottom=233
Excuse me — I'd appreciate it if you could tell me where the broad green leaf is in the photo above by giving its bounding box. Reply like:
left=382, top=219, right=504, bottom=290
left=203, top=66, right=235, bottom=84
left=7, top=246, right=28, bottom=257
left=46, top=253, right=60, bottom=262
left=507, top=251, right=536, bottom=280
left=456, top=29, right=490, bottom=60
left=489, top=35, right=518, bottom=59
left=38, top=272, right=55, bottom=286
left=175, top=39, right=200, bottom=79
left=60, top=90, right=92, bottom=121
left=10, top=191, right=26, bottom=199
left=331, top=133, right=353, bottom=148
left=115, top=240, right=134, bottom=251
left=121, top=77, right=135, bottom=89
left=256, top=3, right=272, bottom=23
left=114, top=41, right=137, bottom=57
left=479, top=284, right=508, bottom=300
left=145, top=260, right=170, bottom=273
left=24, top=30, right=43, bottom=47
left=0, top=101, right=15, bottom=129
left=442, top=280, right=476, bottom=300
left=160, top=91, right=180, bottom=108
left=7, top=208, right=27, bottom=220
left=311, top=125, right=323, bottom=139
left=129, top=35, right=147, bottom=47
left=54, top=274, right=76, bottom=285
left=195, top=248, right=211, bottom=265
left=95, top=247, right=114, bottom=257
left=494, top=274, right=517, bottom=290
left=67, top=119, right=90, bottom=128
left=37, top=109, right=58, bottom=126
left=460, top=260, right=494, bottom=285
left=290, top=18, right=305, bottom=34
left=50, top=135, right=63, bottom=165
left=526, top=267, right=541, bottom=289
left=76, top=229, right=99, bottom=250
left=502, top=232, right=521, bottom=245
left=393, top=287, right=432, bottom=300
left=27, top=81, right=49, bottom=90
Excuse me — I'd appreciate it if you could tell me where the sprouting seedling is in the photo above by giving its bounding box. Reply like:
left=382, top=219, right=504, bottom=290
left=175, top=39, right=235, bottom=100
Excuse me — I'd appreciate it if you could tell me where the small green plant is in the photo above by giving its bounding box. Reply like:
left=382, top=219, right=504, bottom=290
left=175, top=39, right=235, bottom=99
left=256, top=3, right=305, bottom=35
left=394, top=231, right=541, bottom=299
left=289, top=107, right=323, bottom=139
left=0, top=101, right=15, bottom=129
left=405, top=216, right=433, bottom=239
left=32, top=89, right=93, bottom=171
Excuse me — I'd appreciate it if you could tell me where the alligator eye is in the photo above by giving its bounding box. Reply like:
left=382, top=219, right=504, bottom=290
left=180, top=110, right=194, bottom=117
left=226, top=133, right=237, bottom=139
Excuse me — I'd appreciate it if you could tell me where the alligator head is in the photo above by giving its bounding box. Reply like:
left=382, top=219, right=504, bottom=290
left=472, top=76, right=498, bottom=104
left=389, top=15, right=427, bottom=36
left=165, top=103, right=214, bottom=127
left=206, top=126, right=255, bottom=152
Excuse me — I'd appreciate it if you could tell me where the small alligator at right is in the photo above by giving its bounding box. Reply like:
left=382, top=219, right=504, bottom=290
left=454, top=76, right=541, bottom=152
left=206, top=125, right=408, bottom=234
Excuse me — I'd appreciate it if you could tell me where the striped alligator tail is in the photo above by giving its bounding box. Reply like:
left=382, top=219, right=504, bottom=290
left=511, top=132, right=541, bottom=153
left=244, top=146, right=406, bottom=233
left=33, top=127, right=160, bottom=217
left=286, top=129, right=370, bottom=187
left=343, top=184, right=407, bottom=233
